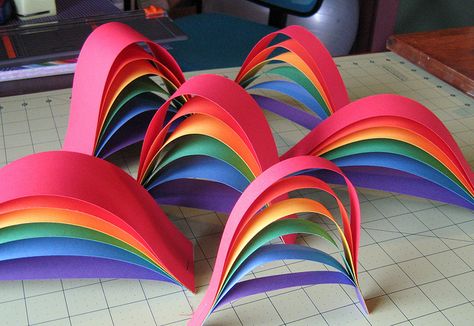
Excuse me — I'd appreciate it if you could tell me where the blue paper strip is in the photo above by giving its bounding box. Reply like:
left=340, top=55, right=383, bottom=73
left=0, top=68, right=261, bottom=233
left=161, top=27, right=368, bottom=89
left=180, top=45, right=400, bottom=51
left=0, top=237, right=175, bottom=283
left=248, top=80, right=328, bottom=119
left=146, top=155, right=251, bottom=193
left=331, top=153, right=473, bottom=203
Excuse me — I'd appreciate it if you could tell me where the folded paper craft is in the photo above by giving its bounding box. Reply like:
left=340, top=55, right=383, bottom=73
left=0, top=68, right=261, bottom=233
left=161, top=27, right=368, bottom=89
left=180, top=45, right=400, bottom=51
left=63, top=21, right=185, bottom=158
left=236, top=25, right=349, bottom=128
left=136, top=73, right=280, bottom=214
left=0, top=151, right=194, bottom=290
left=0, top=22, right=472, bottom=326
left=282, top=94, right=474, bottom=210
left=189, top=155, right=366, bottom=325
left=234, top=26, right=474, bottom=211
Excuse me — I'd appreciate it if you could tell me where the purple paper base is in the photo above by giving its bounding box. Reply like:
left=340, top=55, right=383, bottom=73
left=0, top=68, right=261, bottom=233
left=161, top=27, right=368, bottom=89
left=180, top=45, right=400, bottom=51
left=309, top=167, right=474, bottom=210
left=149, top=179, right=241, bottom=213
left=0, top=256, right=171, bottom=282
left=215, top=271, right=367, bottom=314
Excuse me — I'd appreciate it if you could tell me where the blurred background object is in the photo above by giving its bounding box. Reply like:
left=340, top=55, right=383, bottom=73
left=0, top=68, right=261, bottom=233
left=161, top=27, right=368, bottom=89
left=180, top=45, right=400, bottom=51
left=0, top=0, right=186, bottom=95
left=151, top=0, right=474, bottom=58
left=3, top=0, right=473, bottom=90
left=166, top=0, right=361, bottom=71
left=0, top=0, right=13, bottom=24
left=395, top=0, right=474, bottom=34
left=202, top=0, right=359, bottom=56
left=13, top=0, right=57, bottom=20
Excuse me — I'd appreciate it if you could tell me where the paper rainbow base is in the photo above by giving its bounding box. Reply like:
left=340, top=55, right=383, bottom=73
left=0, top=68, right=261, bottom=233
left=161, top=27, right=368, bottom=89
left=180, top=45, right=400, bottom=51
left=0, top=22, right=472, bottom=325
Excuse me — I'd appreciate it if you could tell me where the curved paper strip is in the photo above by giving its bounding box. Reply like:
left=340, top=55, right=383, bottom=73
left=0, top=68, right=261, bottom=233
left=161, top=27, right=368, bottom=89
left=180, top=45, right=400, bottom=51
left=0, top=207, right=174, bottom=278
left=0, top=197, right=188, bottom=271
left=0, top=214, right=172, bottom=281
left=0, top=151, right=194, bottom=290
left=148, top=179, right=241, bottom=213
left=216, top=175, right=358, bottom=296
left=96, top=91, right=166, bottom=157
left=220, top=159, right=361, bottom=275
left=324, top=138, right=472, bottom=201
left=217, top=271, right=363, bottom=310
left=239, top=39, right=329, bottom=95
left=261, top=65, right=327, bottom=109
left=99, top=76, right=168, bottom=143
left=64, top=22, right=184, bottom=156
left=221, top=174, right=357, bottom=286
left=334, top=154, right=473, bottom=206
left=218, top=218, right=353, bottom=307
left=307, top=114, right=471, bottom=187
left=317, top=124, right=470, bottom=189
left=0, top=256, right=169, bottom=281
left=143, top=112, right=262, bottom=184
left=252, top=94, right=320, bottom=130
left=147, top=156, right=250, bottom=193
left=283, top=94, right=474, bottom=209
left=153, top=134, right=254, bottom=182
left=97, top=59, right=174, bottom=132
left=0, top=237, right=169, bottom=279
left=331, top=167, right=472, bottom=208
left=241, top=51, right=331, bottom=116
left=222, top=197, right=355, bottom=287
left=299, top=99, right=473, bottom=190
left=97, top=110, right=157, bottom=159
left=189, top=156, right=363, bottom=325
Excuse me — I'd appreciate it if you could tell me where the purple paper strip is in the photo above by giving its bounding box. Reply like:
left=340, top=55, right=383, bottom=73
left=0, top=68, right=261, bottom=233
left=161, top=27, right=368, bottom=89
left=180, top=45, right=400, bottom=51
left=309, top=167, right=474, bottom=210
left=215, top=270, right=366, bottom=314
left=252, top=94, right=320, bottom=130
left=0, top=256, right=171, bottom=282
left=148, top=179, right=241, bottom=213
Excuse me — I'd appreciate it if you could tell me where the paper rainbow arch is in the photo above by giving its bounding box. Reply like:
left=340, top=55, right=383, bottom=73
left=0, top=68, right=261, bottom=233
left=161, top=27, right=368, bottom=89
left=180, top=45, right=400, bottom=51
left=0, top=151, right=194, bottom=290
left=0, top=22, right=472, bottom=325
left=189, top=155, right=365, bottom=324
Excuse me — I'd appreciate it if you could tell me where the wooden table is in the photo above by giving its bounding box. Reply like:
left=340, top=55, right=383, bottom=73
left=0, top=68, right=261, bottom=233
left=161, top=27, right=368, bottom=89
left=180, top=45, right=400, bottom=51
left=387, top=26, right=474, bottom=98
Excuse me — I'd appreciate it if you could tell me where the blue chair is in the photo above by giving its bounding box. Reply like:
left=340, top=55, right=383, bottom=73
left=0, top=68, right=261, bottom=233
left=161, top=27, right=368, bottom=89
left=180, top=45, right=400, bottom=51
left=168, top=0, right=323, bottom=71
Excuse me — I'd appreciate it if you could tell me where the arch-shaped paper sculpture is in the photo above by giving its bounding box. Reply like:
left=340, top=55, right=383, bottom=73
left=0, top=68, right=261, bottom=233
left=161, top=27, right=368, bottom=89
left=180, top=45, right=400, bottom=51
left=1, top=21, right=472, bottom=326
left=189, top=156, right=365, bottom=325
left=236, top=25, right=349, bottom=129
left=0, top=151, right=194, bottom=291
left=137, top=74, right=280, bottom=213
left=283, top=95, right=474, bottom=210
left=63, top=22, right=185, bottom=158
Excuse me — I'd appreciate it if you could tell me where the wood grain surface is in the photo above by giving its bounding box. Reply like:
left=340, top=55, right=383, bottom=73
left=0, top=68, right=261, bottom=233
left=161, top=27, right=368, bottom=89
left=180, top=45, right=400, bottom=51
left=387, top=26, right=474, bottom=98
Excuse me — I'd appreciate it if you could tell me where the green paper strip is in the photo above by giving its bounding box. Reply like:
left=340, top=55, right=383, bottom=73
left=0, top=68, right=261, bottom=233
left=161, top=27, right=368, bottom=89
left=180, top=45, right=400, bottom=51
left=145, top=134, right=255, bottom=186
left=0, top=223, right=170, bottom=278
